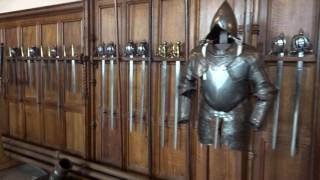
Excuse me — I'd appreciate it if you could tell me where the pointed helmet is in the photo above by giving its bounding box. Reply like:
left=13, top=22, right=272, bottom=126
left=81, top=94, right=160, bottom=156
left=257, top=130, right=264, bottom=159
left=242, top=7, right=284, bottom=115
left=206, top=1, right=238, bottom=42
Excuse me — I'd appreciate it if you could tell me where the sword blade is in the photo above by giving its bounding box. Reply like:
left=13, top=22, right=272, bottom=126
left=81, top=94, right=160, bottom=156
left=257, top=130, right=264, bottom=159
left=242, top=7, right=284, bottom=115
left=290, top=59, right=304, bottom=157
left=27, top=59, right=32, bottom=87
left=272, top=59, right=284, bottom=150
left=71, top=59, right=76, bottom=93
left=139, top=60, right=146, bottom=132
left=160, top=61, right=167, bottom=148
left=129, top=60, right=134, bottom=132
left=173, top=60, right=181, bottom=149
left=101, top=59, right=106, bottom=127
left=110, top=59, right=115, bottom=129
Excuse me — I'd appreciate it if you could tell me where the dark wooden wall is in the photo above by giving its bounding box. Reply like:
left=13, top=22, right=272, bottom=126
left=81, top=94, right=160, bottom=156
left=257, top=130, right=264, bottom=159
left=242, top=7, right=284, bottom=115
left=0, top=0, right=320, bottom=179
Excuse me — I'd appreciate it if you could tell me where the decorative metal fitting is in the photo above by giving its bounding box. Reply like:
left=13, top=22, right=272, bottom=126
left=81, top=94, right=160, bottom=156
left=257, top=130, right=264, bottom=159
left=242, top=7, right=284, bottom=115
left=125, top=41, right=136, bottom=57
left=137, top=41, right=148, bottom=57
left=171, top=41, right=183, bottom=58
left=158, top=42, right=170, bottom=58
left=105, top=42, right=116, bottom=58
left=291, top=29, right=312, bottom=54
left=28, top=47, right=40, bottom=57
left=97, top=43, right=105, bottom=56
left=49, top=47, right=58, bottom=57
left=9, top=47, right=21, bottom=57
left=271, top=33, right=287, bottom=55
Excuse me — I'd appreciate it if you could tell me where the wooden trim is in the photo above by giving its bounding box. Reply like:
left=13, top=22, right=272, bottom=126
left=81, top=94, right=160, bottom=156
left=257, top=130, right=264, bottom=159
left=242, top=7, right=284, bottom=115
left=0, top=1, right=83, bottom=21
left=310, top=0, right=320, bottom=179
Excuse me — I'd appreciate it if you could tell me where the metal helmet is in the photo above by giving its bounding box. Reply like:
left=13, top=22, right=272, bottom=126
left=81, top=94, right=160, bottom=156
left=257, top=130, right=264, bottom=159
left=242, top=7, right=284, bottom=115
left=291, top=29, right=312, bottom=53
left=271, top=33, right=287, bottom=55
left=206, top=1, right=238, bottom=43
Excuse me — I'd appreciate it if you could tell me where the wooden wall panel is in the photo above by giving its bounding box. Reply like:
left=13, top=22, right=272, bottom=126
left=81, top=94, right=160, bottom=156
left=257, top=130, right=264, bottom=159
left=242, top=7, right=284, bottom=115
left=253, top=62, right=316, bottom=180
left=25, top=105, right=41, bottom=143
left=124, top=1, right=149, bottom=174
left=8, top=102, right=24, bottom=139
left=43, top=108, right=63, bottom=149
left=95, top=0, right=123, bottom=168
left=267, top=0, right=316, bottom=51
left=65, top=112, right=85, bottom=156
left=63, top=20, right=83, bottom=105
left=42, top=23, right=58, bottom=102
left=5, top=28, right=18, bottom=99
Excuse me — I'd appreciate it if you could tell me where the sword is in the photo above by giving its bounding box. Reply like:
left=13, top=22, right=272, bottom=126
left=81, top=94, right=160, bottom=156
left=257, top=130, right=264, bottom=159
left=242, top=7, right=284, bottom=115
left=271, top=57, right=284, bottom=150
left=290, top=55, right=303, bottom=157
left=26, top=47, right=33, bottom=88
left=8, top=48, right=13, bottom=86
left=20, top=47, right=28, bottom=86
left=71, top=44, right=77, bottom=94
left=97, top=44, right=106, bottom=127
left=290, top=29, right=312, bottom=157
left=270, top=33, right=286, bottom=150
left=137, top=41, right=148, bottom=132
left=105, top=42, right=116, bottom=129
left=63, top=45, right=68, bottom=95
left=172, top=41, right=182, bottom=149
left=101, top=54, right=106, bottom=127
left=159, top=42, right=169, bottom=148
left=125, top=41, right=136, bottom=133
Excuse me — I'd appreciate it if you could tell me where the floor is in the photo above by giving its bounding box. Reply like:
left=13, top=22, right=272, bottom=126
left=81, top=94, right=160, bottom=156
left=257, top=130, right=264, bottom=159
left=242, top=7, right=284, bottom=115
left=0, top=164, right=47, bottom=180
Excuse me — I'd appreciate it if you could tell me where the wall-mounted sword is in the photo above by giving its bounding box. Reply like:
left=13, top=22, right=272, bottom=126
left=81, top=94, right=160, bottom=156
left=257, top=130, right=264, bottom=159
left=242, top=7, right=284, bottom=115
left=71, top=44, right=77, bottom=94
left=105, top=42, right=116, bottom=129
left=137, top=41, right=148, bottom=132
left=172, top=41, right=182, bottom=149
left=290, top=29, right=312, bottom=157
left=125, top=41, right=136, bottom=133
left=97, top=44, right=106, bottom=128
left=26, top=47, right=33, bottom=88
left=63, top=45, right=68, bottom=94
left=271, top=33, right=286, bottom=150
left=20, top=47, right=27, bottom=86
left=159, top=42, right=169, bottom=148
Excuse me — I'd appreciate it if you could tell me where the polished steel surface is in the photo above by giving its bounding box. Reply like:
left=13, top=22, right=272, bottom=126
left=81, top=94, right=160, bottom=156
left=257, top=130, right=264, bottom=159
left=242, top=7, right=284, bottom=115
left=206, top=1, right=238, bottom=41
left=125, top=41, right=135, bottom=132
left=137, top=41, right=148, bottom=132
left=173, top=60, right=180, bottom=149
left=291, top=58, right=303, bottom=157
left=179, top=2, right=274, bottom=149
left=272, top=58, right=284, bottom=150
left=71, top=45, right=76, bottom=94
left=271, top=33, right=286, bottom=150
